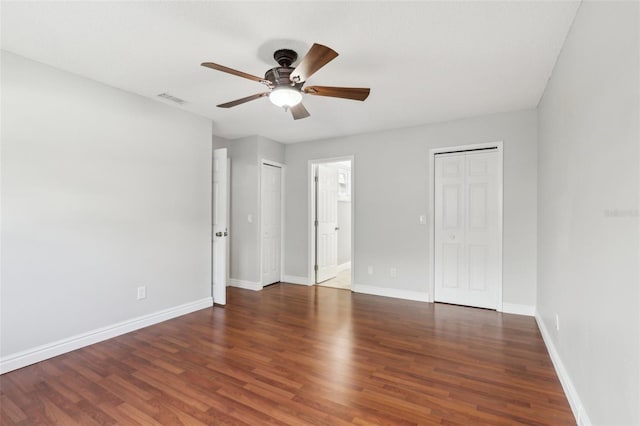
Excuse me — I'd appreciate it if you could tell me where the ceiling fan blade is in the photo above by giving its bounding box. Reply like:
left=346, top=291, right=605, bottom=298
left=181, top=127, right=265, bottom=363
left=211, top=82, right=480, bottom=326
left=290, top=103, right=310, bottom=120
left=201, top=62, right=271, bottom=86
left=303, top=86, right=370, bottom=101
left=217, top=92, right=269, bottom=108
left=289, top=43, right=338, bottom=83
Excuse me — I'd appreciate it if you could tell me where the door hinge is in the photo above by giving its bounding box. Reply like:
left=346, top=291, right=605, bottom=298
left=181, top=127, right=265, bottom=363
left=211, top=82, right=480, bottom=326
left=314, top=265, right=318, bottom=272
left=314, top=176, right=318, bottom=182
left=314, top=220, right=318, bottom=227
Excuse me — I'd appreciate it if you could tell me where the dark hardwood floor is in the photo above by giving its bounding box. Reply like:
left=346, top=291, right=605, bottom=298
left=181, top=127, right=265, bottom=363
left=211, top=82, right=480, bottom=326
left=1, top=284, right=574, bottom=425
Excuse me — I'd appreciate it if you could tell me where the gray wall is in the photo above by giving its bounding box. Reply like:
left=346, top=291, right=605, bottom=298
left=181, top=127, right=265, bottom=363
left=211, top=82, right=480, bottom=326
left=213, top=135, right=284, bottom=284
left=1, top=51, right=213, bottom=358
left=228, top=136, right=260, bottom=283
left=537, top=1, right=639, bottom=424
left=284, top=109, right=538, bottom=308
left=258, top=135, right=285, bottom=165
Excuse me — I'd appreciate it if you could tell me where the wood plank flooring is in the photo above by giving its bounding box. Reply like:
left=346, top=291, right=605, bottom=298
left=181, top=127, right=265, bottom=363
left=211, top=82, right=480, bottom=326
left=1, top=284, right=574, bottom=425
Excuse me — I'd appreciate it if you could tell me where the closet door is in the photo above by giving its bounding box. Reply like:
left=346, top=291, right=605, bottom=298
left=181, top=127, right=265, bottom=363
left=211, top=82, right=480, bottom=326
left=261, top=163, right=282, bottom=286
left=434, top=150, right=501, bottom=309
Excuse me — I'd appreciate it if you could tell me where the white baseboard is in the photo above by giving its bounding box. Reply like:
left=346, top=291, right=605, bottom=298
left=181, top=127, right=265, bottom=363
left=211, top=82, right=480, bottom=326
left=501, top=302, right=535, bottom=316
left=228, top=279, right=263, bottom=291
left=337, top=262, right=351, bottom=272
left=282, top=275, right=312, bottom=286
left=352, top=284, right=430, bottom=302
left=535, top=311, right=591, bottom=426
left=0, top=297, right=213, bottom=374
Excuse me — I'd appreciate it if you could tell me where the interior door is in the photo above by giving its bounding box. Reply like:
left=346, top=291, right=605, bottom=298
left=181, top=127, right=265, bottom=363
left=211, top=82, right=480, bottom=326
left=434, top=150, right=501, bottom=309
left=261, top=163, right=282, bottom=286
left=316, top=163, right=338, bottom=283
left=212, top=148, right=228, bottom=305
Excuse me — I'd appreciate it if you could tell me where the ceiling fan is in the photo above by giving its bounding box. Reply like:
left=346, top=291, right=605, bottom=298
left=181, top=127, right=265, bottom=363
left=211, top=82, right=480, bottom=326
left=201, top=43, right=370, bottom=120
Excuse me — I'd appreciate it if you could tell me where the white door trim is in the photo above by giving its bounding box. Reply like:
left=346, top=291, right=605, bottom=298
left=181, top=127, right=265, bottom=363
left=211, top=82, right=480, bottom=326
left=428, top=141, right=503, bottom=311
left=308, top=156, right=355, bottom=287
left=259, top=159, right=286, bottom=287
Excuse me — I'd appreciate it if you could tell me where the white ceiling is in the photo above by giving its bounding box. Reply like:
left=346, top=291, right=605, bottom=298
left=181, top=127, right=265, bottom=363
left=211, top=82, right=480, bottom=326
left=1, top=1, right=580, bottom=143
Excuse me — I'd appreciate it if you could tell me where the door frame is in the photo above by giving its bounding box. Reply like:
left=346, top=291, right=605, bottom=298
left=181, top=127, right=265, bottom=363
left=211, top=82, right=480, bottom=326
left=259, top=159, right=286, bottom=287
left=308, top=156, right=355, bottom=286
left=428, top=141, right=504, bottom=311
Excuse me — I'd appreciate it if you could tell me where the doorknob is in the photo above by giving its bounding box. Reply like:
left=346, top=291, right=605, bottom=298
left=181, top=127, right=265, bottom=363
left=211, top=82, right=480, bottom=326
left=215, top=232, right=223, bottom=237
left=335, top=226, right=340, bottom=231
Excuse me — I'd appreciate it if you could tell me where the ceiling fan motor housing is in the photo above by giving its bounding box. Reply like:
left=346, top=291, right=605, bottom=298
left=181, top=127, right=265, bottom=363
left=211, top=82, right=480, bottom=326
left=265, top=49, right=301, bottom=88
left=273, top=49, right=298, bottom=67
left=265, top=67, right=297, bottom=87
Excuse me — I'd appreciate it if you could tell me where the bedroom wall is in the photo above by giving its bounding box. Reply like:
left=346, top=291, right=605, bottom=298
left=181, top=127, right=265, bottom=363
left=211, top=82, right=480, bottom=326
left=216, top=135, right=261, bottom=284
left=284, top=109, right=538, bottom=311
left=213, top=135, right=284, bottom=287
left=536, top=1, right=639, bottom=424
left=0, top=51, right=213, bottom=371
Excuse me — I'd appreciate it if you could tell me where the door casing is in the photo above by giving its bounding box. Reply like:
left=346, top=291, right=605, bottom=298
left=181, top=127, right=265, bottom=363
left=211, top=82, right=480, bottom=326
left=308, top=156, right=355, bottom=286
left=259, top=159, right=285, bottom=287
left=428, top=142, right=503, bottom=311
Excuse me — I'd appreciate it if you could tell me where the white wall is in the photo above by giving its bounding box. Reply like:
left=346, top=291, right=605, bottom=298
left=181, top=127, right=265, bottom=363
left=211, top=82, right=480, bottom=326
left=284, top=109, right=538, bottom=308
left=537, top=1, right=639, bottom=424
left=0, top=52, right=213, bottom=368
left=213, top=135, right=284, bottom=285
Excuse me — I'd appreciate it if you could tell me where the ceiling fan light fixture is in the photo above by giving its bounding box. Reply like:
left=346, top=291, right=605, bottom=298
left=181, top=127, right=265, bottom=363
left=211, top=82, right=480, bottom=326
left=269, top=86, right=302, bottom=108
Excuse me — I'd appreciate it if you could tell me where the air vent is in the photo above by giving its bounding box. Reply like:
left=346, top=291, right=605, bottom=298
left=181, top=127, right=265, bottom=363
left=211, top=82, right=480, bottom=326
left=157, top=93, right=186, bottom=105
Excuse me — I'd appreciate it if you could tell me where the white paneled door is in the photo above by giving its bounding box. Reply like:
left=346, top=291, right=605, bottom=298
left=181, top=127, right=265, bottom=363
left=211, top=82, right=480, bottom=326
left=316, top=163, right=339, bottom=283
left=261, top=163, right=282, bottom=286
left=434, top=150, right=501, bottom=309
left=212, top=148, right=228, bottom=305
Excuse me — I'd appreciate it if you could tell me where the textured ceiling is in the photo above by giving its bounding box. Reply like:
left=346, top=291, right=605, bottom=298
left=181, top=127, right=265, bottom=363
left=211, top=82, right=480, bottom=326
left=1, top=1, right=580, bottom=143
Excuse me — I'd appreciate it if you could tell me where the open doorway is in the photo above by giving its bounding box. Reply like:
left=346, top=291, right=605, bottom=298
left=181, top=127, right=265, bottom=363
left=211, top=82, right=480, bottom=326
left=310, top=158, right=353, bottom=290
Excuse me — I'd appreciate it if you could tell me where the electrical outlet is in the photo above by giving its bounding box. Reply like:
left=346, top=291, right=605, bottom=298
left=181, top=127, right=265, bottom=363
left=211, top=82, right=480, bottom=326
left=555, top=313, right=560, bottom=331
left=367, top=266, right=374, bottom=275
left=137, top=286, right=147, bottom=300
left=390, top=268, right=397, bottom=277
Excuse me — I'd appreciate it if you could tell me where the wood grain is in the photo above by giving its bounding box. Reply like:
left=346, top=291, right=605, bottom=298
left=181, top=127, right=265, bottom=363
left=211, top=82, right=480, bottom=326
left=304, top=86, right=370, bottom=101
left=0, top=284, right=574, bottom=425
left=290, top=43, right=338, bottom=83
